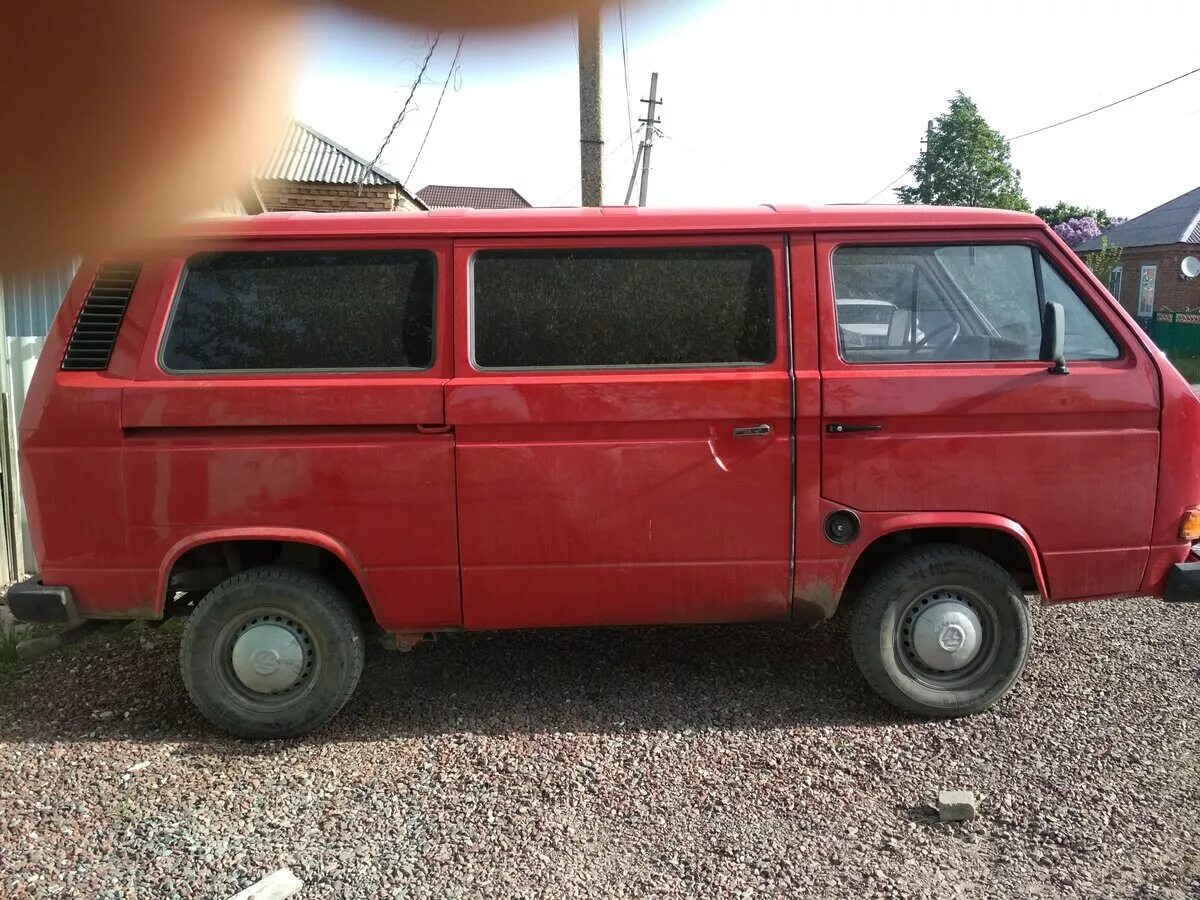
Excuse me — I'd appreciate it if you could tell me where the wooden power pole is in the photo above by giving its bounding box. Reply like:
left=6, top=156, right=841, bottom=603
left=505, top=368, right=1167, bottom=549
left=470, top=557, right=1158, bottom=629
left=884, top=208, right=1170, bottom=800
left=577, top=6, right=604, bottom=206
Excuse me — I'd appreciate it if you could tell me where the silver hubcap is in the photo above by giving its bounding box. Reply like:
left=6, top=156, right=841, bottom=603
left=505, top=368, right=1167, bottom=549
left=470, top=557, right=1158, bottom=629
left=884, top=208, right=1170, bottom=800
left=231, top=621, right=307, bottom=694
left=908, top=595, right=982, bottom=671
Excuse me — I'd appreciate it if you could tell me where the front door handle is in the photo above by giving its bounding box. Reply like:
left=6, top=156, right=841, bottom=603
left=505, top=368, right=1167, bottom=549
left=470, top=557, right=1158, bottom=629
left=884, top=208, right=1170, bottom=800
left=826, top=423, right=884, bottom=434
left=732, top=424, right=772, bottom=437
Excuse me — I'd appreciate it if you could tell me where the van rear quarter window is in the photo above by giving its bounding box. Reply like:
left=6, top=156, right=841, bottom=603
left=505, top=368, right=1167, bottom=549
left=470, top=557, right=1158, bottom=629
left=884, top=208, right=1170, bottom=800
left=161, top=250, right=436, bottom=372
left=470, top=245, right=774, bottom=369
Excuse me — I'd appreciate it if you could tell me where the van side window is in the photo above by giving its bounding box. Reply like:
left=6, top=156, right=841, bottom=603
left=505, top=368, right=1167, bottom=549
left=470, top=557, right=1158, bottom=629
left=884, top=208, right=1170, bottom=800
left=471, top=246, right=774, bottom=369
left=1038, top=258, right=1120, bottom=360
left=161, top=250, right=436, bottom=372
left=833, top=244, right=1119, bottom=364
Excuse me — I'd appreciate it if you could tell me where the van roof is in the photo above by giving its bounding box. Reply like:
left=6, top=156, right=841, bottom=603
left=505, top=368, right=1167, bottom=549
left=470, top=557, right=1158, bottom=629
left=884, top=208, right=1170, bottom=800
left=179, top=204, right=1043, bottom=240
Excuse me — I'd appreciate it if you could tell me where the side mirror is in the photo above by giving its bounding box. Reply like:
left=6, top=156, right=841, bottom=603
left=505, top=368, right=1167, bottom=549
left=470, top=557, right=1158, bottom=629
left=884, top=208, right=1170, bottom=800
left=1040, top=301, right=1069, bottom=375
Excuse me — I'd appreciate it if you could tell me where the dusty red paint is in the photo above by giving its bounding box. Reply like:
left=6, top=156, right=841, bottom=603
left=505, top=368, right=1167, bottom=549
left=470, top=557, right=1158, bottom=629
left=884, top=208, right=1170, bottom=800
left=18, top=205, right=1200, bottom=629
left=813, top=230, right=1162, bottom=604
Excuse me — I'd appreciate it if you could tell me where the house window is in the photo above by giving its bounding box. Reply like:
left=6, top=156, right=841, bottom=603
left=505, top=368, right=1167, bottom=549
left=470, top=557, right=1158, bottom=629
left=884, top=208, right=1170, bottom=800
left=162, top=250, right=436, bottom=372
left=471, top=245, right=775, bottom=369
left=1107, top=266, right=1122, bottom=301
left=1138, top=265, right=1157, bottom=318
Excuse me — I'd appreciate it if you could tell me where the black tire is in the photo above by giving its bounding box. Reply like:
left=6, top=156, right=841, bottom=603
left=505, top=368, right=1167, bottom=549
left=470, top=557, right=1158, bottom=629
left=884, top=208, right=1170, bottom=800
left=180, top=566, right=365, bottom=738
left=850, top=544, right=1031, bottom=717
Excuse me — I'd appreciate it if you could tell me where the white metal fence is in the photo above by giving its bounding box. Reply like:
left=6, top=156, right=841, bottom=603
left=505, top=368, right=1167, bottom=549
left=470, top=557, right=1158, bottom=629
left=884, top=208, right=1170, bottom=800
left=0, top=261, right=78, bottom=582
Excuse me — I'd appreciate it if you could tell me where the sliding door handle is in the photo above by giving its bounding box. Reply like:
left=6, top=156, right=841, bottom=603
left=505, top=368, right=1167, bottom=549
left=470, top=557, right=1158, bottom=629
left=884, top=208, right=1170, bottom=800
left=732, top=424, right=772, bottom=437
left=826, top=423, right=884, bottom=434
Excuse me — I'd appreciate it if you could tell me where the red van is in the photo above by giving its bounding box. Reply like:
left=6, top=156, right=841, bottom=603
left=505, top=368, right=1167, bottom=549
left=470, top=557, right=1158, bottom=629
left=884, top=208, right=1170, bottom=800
left=8, top=205, right=1200, bottom=737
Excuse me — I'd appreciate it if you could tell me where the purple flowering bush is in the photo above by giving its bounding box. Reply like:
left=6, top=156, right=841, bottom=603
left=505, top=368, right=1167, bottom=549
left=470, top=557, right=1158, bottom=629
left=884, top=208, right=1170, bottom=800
left=1053, top=217, right=1104, bottom=247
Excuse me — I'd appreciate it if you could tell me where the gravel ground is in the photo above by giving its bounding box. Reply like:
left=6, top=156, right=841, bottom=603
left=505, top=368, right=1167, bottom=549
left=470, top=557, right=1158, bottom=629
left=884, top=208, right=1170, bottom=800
left=0, top=599, right=1197, bottom=899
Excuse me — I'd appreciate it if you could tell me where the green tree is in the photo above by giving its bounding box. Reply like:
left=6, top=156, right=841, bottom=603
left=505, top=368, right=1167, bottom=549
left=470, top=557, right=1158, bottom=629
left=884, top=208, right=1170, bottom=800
left=1083, top=236, right=1122, bottom=285
left=897, top=92, right=1029, bottom=211
left=1035, top=201, right=1112, bottom=229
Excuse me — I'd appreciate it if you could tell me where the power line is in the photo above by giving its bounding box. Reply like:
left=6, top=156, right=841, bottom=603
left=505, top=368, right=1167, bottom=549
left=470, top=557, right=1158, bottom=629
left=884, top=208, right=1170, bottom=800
left=659, top=132, right=754, bottom=185
left=405, top=35, right=464, bottom=186
left=617, top=0, right=636, bottom=165
left=657, top=132, right=703, bottom=158
left=1008, top=65, right=1200, bottom=141
left=549, top=133, right=635, bottom=206
left=345, top=33, right=441, bottom=208
left=861, top=65, right=1200, bottom=203
left=863, top=169, right=911, bottom=204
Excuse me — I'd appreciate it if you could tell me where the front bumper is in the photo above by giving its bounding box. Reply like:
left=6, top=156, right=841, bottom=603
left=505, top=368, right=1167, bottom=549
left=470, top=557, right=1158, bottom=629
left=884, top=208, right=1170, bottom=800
left=4, top=578, right=81, bottom=624
left=1163, top=557, right=1200, bottom=603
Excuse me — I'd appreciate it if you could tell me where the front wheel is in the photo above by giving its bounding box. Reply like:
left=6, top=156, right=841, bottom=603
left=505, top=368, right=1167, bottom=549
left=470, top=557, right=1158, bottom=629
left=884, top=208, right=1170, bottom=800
left=181, top=566, right=365, bottom=738
left=850, top=544, right=1031, bottom=717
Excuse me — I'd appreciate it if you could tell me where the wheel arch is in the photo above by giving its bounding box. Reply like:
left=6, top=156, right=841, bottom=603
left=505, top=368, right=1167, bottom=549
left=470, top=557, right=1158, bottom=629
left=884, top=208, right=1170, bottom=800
left=837, top=512, right=1050, bottom=612
left=155, top=527, right=376, bottom=620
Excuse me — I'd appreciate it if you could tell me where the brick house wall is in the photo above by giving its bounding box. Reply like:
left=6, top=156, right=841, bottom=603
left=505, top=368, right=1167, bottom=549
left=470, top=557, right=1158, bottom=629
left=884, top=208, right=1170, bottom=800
left=255, top=180, right=423, bottom=213
left=1101, top=245, right=1200, bottom=315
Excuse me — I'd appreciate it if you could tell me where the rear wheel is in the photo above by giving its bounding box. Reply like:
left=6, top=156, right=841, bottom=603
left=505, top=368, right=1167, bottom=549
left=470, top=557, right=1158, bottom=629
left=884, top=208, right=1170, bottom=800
left=850, top=544, right=1031, bottom=717
left=181, top=566, right=365, bottom=738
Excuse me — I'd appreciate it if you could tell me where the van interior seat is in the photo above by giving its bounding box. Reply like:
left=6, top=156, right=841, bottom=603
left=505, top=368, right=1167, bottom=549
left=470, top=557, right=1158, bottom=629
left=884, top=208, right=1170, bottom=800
left=887, top=309, right=913, bottom=348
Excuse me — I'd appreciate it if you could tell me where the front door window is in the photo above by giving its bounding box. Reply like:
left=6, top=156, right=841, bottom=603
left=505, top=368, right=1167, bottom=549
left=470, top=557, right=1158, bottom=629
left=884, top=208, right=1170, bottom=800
left=832, top=244, right=1118, bottom=363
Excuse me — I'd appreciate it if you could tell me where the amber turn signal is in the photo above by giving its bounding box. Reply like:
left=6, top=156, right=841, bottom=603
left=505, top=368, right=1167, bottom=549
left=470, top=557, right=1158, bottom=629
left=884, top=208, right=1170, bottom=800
left=1180, top=508, right=1200, bottom=541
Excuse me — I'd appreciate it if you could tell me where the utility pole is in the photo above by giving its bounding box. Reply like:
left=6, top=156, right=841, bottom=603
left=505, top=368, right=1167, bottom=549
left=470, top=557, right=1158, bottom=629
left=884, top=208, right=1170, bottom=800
left=637, top=72, right=661, bottom=207
left=577, top=6, right=603, bottom=206
left=915, top=118, right=933, bottom=204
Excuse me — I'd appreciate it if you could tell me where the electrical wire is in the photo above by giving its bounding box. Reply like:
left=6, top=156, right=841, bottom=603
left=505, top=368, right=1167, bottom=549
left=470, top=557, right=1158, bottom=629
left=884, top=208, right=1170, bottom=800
left=1008, top=65, right=1200, bottom=141
left=658, top=131, right=743, bottom=178
left=657, top=132, right=701, bottom=156
left=863, top=169, right=911, bottom=204
left=548, top=133, right=635, bottom=206
left=344, top=33, right=441, bottom=208
left=405, top=35, right=464, bottom=186
left=618, top=0, right=636, bottom=165
left=861, top=65, right=1200, bottom=203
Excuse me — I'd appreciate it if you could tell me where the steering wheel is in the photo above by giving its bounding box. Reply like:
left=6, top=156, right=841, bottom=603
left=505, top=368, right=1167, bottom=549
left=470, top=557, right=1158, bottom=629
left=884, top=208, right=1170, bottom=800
left=913, top=320, right=961, bottom=356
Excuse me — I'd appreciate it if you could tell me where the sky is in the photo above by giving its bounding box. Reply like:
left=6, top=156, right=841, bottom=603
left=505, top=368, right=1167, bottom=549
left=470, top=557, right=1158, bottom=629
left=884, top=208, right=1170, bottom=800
left=293, top=0, right=1200, bottom=217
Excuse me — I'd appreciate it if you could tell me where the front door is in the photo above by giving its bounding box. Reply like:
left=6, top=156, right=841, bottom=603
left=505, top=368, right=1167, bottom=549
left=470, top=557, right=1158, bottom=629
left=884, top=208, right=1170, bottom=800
left=447, top=234, right=794, bottom=629
left=817, top=229, right=1161, bottom=601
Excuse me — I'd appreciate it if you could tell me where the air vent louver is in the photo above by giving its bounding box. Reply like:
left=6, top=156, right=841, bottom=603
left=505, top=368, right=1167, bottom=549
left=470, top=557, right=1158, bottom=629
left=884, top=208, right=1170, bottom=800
left=60, top=262, right=141, bottom=371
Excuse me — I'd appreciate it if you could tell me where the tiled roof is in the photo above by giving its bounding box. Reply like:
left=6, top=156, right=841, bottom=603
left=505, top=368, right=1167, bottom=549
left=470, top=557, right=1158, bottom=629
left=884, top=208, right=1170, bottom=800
left=1077, top=184, right=1200, bottom=251
left=416, top=185, right=532, bottom=209
left=258, top=120, right=402, bottom=188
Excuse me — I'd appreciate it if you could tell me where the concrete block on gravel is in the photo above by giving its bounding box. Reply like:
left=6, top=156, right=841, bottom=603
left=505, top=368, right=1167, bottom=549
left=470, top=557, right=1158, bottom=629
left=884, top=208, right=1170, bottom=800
left=227, top=868, right=303, bottom=900
left=938, top=790, right=978, bottom=822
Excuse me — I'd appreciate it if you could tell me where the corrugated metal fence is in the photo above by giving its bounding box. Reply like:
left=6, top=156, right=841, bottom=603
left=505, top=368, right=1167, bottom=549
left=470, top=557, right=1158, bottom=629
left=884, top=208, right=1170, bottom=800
left=0, top=260, right=78, bottom=580
left=4, top=264, right=76, bottom=338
